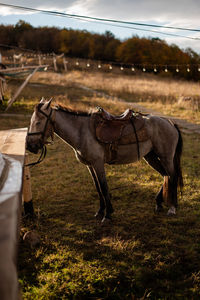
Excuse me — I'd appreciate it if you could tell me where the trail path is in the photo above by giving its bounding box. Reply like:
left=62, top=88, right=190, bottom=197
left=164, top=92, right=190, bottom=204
left=78, top=84, right=200, bottom=135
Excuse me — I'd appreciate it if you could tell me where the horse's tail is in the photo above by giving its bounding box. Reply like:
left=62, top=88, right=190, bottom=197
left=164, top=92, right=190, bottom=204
left=174, top=124, right=184, bottom=194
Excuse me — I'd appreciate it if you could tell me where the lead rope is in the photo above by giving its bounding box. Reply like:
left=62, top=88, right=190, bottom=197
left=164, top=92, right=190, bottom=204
left=25, top=145, right=47, bottom=167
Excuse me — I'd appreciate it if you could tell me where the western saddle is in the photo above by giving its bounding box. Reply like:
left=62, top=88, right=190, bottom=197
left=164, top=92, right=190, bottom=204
left=93, top=107, right=149, bottom=163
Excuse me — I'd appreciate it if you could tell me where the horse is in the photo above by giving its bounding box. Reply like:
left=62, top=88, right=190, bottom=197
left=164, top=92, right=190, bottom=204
left=27, top=98, right=183, bottom=223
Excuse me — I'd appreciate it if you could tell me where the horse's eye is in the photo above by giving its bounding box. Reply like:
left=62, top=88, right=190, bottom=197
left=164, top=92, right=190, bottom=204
left=36, top=121, right=41, bottom=125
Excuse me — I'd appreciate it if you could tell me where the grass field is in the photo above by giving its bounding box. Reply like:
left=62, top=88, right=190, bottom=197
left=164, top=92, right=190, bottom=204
left=1, top=71, right=200, bottom=299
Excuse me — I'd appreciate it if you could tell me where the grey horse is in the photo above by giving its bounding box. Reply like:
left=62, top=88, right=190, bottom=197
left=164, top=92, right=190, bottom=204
left=27, top=98, right=183, bottom=223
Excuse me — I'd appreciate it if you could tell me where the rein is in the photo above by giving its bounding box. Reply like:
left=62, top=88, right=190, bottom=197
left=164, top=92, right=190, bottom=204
left=26, top=145, right=47, bottom=167
left=27, top=106, right=54, bottom=167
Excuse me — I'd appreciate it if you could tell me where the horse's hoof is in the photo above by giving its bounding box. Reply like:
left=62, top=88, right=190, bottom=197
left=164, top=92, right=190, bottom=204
left=155, top=205, right=163, bottom=213
left=167, top=206, right=176, bottom=216
left=101, top=217, right=112, bottom=225
left=95, top=212, right=104, bottom=221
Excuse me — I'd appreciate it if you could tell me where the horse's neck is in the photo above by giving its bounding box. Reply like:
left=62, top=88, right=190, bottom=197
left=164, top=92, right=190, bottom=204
left=54, top=110, right=89, bottom=149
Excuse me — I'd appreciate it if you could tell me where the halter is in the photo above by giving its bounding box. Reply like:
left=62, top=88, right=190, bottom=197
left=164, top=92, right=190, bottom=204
left=28, top=105, right=54, bottom=140
left=27, top=105, right=55, bottom=167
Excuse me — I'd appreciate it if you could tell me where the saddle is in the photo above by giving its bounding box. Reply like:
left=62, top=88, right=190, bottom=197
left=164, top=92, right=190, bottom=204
left=93, top=107, right=149, bottom=163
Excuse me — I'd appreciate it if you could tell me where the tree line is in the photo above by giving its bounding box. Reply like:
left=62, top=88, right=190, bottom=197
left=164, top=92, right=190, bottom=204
left=1, top=20, right=200, bottom=80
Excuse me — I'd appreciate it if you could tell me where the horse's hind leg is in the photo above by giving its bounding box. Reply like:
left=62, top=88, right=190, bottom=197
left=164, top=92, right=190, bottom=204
left=144, top=151, right=167, bottom=212
left=165, top=124, right=183, bottom=215
left=145, top=151, right=179, bottom=215
left=87, top=166, right=105, bottom=220
left=159, top=159, right=178, bottom=216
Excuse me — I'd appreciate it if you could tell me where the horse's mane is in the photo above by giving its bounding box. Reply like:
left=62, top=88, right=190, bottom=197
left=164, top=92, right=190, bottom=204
left=53, top=103, right=98, bottom=117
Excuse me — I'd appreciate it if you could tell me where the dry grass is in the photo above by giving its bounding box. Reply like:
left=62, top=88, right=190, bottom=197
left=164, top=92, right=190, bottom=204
left=34, top=70, right=200, bottom=102
left=31, top=70, right=200, bottom=124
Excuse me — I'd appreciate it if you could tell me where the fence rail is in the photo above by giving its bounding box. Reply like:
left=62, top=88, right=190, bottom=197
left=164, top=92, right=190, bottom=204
left=0, top=128, right=28, bottom=300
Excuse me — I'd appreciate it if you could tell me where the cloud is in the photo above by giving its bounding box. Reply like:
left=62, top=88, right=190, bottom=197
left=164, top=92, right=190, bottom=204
left=0, top=0, right=75, bottom=15
left=0, top=0, right=200, bottom=52
left=1, top=0, right=200, bottom=22
left=67, top=0, right=200, bottom=25
left=1, top=0, right=200, bottom=27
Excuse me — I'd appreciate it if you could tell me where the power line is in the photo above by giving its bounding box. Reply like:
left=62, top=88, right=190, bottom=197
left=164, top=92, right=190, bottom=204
left=73, top=16, right=200, bottom=41
left=1, top=2, right=200, bottom=40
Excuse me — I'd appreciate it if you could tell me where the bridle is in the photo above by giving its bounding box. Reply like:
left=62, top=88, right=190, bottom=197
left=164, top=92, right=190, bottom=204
left=27, top=105, right=55, bottom=167
left=28, top=105, right=55, bottom=141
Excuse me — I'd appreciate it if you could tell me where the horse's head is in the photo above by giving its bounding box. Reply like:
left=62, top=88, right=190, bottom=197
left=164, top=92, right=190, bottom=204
left=26, top=98, right=54, bottom=154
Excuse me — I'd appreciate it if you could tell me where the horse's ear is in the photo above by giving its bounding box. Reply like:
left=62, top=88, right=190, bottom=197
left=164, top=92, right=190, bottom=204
left=43, top=98, right=53, bottom=110
left=40, top=97, right=46, bottom=103
left=47, top=98, right=53, bottom=108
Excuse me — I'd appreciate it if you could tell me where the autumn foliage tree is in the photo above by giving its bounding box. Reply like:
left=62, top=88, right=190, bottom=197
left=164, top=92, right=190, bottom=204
left=0, top=20, right=200, bottom=79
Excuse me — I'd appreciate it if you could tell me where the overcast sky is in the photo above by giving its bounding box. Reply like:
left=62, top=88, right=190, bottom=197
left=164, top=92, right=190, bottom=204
left=1, top=0, right=200, bottom=53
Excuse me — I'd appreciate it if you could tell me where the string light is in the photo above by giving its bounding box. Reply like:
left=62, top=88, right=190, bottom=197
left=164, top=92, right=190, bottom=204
left=4, top=51, right=200, bottom=75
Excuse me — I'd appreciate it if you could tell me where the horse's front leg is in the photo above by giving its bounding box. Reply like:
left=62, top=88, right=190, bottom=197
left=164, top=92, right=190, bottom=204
left=155, top=185, right=164, bottom=212
left=87, top=166, right=105, bottom=220
left=92, top=162, right=114, bottom=223
left=144, top=151, right=167, bottom=212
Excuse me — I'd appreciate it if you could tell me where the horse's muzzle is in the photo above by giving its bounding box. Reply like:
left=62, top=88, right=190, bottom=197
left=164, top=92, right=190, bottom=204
left=26, top=143, right=39, bottom=154
left=26, top=138, right=43, bottom=154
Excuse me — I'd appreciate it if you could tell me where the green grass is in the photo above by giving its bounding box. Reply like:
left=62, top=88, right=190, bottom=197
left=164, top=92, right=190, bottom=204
left=1, top=72, right=200, bottom=299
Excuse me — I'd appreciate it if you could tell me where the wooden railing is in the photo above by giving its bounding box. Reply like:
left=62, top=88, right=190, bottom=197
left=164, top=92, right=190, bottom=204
left=0, top=127, right=28, bottom=300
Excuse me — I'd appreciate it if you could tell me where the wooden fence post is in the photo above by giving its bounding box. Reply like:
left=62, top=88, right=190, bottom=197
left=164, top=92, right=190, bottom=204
left=63, top=58, right=68, bottom=71
left=13, top=55, right=16, bottom=67
left=0, top=76, right=6, bottom=103
left=53, top=56, right=58, bottom=72
left=23, top=154, right=34, bottom=217
left=38, top=55, right=42, bottom=66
